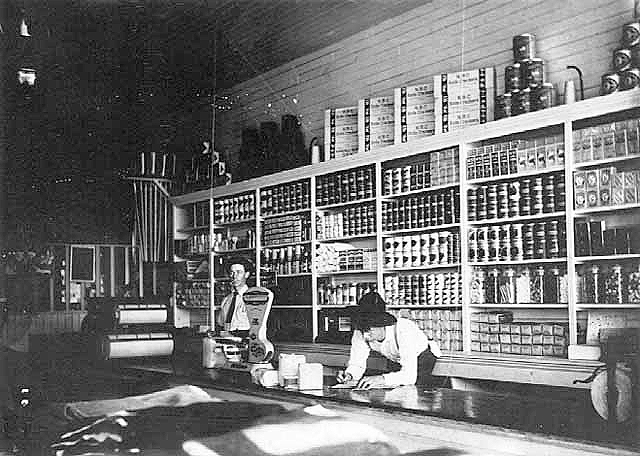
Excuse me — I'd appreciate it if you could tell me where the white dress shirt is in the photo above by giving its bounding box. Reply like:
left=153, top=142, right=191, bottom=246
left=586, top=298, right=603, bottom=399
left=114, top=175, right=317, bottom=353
left=345, top=318, right=441, bottom=387
left=217, top=284, right=250, bottom=331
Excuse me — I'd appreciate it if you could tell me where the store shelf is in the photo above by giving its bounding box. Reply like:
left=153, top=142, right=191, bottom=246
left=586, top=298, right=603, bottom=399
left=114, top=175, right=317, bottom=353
left=381, top=182, right=459, bottom=199
left=274, top=273, right=313, bottom=278
left=469, top=303, right=568, bottom=309
left=316, top=233, right=376, bottom=242
left=316, top=270, right=377, bottom=276
left=576, top=303, right=640, bottom=309
left=469, top=258, right=567, bottom=266
left=316, top=196, right=377, bottom=210
left=261, top=207, right=311, bottom=218
left=574, top=202, right=640, bottom=216
left=212, top=247, right=255, bottom=255
left=574, top=253, right=640, bottom=263
left=387, top=304, right=462, bottom=309
left=383, top=263, right=461, bottom=272
left=176, top=252, right=209, bottom=259
left=382, top=223, right=460, bottom=235
left=573, top=153, right=640, bottom=169
left=212, top=217, right=256, bottom=227
left=262, top=240, right=312, bottom=249
left=272, top=305, right=312, bottom=309
left=177, top=225, right=210, bottom=234
left=467, top=166, right=564, bottom=185
left=468, top=211, right=565, bottom=226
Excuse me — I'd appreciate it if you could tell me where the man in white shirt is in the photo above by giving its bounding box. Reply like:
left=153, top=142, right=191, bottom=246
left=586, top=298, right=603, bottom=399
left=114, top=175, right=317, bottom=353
left=216, top=259, right=252, bottom=338
left=336, top=292, right=441, bottom=389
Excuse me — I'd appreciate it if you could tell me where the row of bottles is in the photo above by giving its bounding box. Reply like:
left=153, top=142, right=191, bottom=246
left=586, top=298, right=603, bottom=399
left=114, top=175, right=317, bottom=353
left=382, top=148, right=459, bottom=195
left=383, top=272, right=462, bottom=307
left=576, top=263, right=640, bottom=304
left=383, top=232, right=460, bottom=269
left=468, top=173, right=566, bottom=221
left=317, top=280, right=377, bottom=306
left=316, top=204, right=376, bottom=239
left=260, top=180, right=311, bottom=216
left=470, top=266, right=569, bottom=305
left=212, top=230, right=256, bottom=252
left=176, top=282, right=210, bottom=308
left=261, top=245, right=312, bottom=276
left=214, top=193, right=256, bottom=224
left=261, top=214, right=311, bottom=246
left=316, top=166, right=375, bottom=206
left=382, top=189, right=460, bottom=231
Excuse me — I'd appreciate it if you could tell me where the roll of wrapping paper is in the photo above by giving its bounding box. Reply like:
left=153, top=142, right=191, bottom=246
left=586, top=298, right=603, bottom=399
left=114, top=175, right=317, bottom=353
left=102, top=333, right=174, bottom=359
left=116, top=307, right=168, bottom=325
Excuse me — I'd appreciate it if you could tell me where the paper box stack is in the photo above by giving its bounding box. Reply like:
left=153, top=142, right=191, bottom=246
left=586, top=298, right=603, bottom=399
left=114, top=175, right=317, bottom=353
left=434, top=67, right=496, bottom=134
left=358, top=96, right=394, bottom=153
left=394, top=83, right=436, bottom=144
left=324, top=106, right=359, bottom=161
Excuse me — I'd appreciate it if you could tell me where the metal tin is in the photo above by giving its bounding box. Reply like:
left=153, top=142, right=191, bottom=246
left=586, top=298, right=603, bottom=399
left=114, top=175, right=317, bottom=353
left=621, top=68, right=640, bottom=90
left=515, top=87, right=532, bottom=115
left=532, top=177, right=544, bottom=214
left=498, top=225, right=511, bottom=261
left=477, top=227, right=489, bottom=262
left=510, top=224, right=523, bottom=260
left=523, top=58, right=544, bottom=87
left=487, top=184, right=498, bottom=219
left=601, top=72, right=620, bottom=95
left=488, top=226, right=500, bottom=261
left=543, top=175, right=556, bottom=213
left=534, top=222, right=547, bottom=259
left=622, top=22, right=640, bottom=48
left=513, top=33, right=536, bottom=61
left=477, top=185, right=488, bottom=220
left=505, top=63, right=523, bottom=91
left=523, top=223, right=534, bottom=259
left=535, top=83, right=556, bottom=110
left=508, top=181, right=520, bottom=217
left=614, top=48, right=633, bottom=72
left=496, top=93, right=512, bottom=119
left=547, top=221, right=560, bottom=258
left=468, top=188, right=477, bottom=221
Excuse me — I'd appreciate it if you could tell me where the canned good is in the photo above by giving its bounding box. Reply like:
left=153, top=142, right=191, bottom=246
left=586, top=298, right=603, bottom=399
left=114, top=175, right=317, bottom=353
left=468, top=188, right=477, bottom=221
left=514, top=87, right=532, bottom=115
left=488, top=225, right=500, bottom=261
left=614, top=48, right=633, bottom=72
left=510, top=224, right=523, bottom=260
left=535, top=83, right=556, bottom=110
left=496, top=93, right=512, bottom=119
left=505, top=63, right=523, bottom=91
left=477, top=227, right=489, bottom=262
left=498, top=225, right=511, bottom=261
left=468, top=229, right=477, bottom=262
left=621, top=68, right=640, bottom=90
left=523, top=223, right=534, bottom=259
left=523, top=58, right=544, bottom=87
left=623, top=22, right=640, bottom=48
left=601, top=72, right=620, bottom=95
left=513, top=33, right=536, bottom=61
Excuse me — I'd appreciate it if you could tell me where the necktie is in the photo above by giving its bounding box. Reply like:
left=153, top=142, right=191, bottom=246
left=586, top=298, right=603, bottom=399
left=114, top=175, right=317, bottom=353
left=226, top=291, right=238, bottom=324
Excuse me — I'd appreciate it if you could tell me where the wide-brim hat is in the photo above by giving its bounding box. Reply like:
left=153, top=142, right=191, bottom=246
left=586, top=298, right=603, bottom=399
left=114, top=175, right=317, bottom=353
left=352, top=291, right=396, bottom=330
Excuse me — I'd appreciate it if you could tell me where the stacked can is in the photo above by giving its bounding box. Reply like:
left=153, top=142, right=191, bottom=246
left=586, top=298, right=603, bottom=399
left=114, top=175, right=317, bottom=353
left=602, top=21, right=640, bottom=94
left=496, top=33, right=555, bottom=119
left=316, top=166, right=375, bottom=206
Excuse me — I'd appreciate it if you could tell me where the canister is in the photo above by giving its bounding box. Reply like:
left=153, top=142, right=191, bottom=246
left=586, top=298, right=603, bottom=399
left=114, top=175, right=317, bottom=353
left=505, top=63, right=523, bottom=91
left=601, top=73, right=620, bottom=95
left=513, top=33, right=536, bottom=61
left=621, top=68, right=640, bottom=90
left=535, top=83, right=556, bottom=110
left=614, top=48, right=633, bottom=72
left=523, top=58, right=544, bottom=87
left=622, top=22, right=640, bottom=48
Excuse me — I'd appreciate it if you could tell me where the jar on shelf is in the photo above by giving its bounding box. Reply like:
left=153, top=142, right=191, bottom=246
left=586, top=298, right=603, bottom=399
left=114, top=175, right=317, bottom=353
left=583, top=265, right=601, bottom=304
left=486, top=268, right=500, bottom=303
left=470, top=269, right=486, bottom=304
left=604, top=264, right=624, bottom=304
left=627, top=265, right=640, bottom=303
left=544, top=267, right=560, bottom=304
left=558, top=270, right=569, bottom=303
left=531, top=266, right=545, bottom=304
left=516, top=267, right=531, bottom=304
left=500, top=268, right=517, bottom=304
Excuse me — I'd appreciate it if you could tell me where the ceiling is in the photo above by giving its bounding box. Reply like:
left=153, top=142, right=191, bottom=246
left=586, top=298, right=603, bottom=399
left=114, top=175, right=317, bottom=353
left=3, top=0, right=428, bottom=245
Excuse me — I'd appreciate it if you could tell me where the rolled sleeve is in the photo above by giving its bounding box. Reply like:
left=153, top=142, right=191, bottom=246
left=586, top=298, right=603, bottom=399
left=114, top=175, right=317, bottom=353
left=381, top=344, right=419, bottom=387
left=344, top=330, right=370, bottom=381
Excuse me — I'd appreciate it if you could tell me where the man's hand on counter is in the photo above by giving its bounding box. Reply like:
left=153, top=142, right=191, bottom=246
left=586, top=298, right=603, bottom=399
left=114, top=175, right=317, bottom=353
left=336, top=370, right=353, bottom=384
left=356, top=375, right=385, bottom=390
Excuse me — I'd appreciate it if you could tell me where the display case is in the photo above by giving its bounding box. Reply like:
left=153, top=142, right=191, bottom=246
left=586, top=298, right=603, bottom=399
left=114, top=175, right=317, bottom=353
left=171, top=90, right=640, bottom=363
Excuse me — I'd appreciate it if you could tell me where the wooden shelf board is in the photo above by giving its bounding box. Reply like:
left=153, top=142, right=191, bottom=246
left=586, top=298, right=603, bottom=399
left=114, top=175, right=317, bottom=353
left=469, top=258, right=567, bottom=266
left=316, top=196, right=377, bottom=210
left=383, top=263, right=461, bottom=272
left=177, top=225, right=210, bottom=233
left=573, top=153, right=640, bottom=169
left=212, top=247, right=255, bottom=255
left=262, top=240, right=312, bottom=249
left=574, top=202, right=640, bottom=215
left=381, top=182, right=459, bottom=199
left=467, top=166, right=564, bottom=185
left=317, top=234, right=376, bottom=242
left=260, top=207, right=311, bottom=218
left=316, top=270, right=377, bottom=276
left=382, top=223, right=460, bottom=235
left=576, top=304, right=640, bottom=309
left=468, top=211, right=565, bottom=226
left=574, top=254, right=640, bottom=262
left=274, top=273, right=313, bottom=278
left=469, top=304, right=568, bottom=309
left=212, top=217, right=257, bottom=227
left=387, top=304, right=462, bottom=309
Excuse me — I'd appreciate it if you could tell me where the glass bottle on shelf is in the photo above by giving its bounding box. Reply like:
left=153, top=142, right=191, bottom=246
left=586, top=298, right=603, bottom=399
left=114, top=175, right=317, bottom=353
left=531, top=266, right=545, bottom=304
left=515, top=267, right=531, bottom=304
left=543, top=267, right=560, bottom=304
left=486, top=268, right=500, bottom=304
left=605, top=264, right=624, bottom=304
left=500, top=268, right=516, bottom=304
left=470, top=269, right=486, bottom=304
left=583, top=265, right=601, bottom=304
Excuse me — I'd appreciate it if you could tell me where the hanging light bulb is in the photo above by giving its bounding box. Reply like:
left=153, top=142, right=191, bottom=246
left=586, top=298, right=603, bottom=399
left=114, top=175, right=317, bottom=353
left=19, top=18, right=31, bottom=37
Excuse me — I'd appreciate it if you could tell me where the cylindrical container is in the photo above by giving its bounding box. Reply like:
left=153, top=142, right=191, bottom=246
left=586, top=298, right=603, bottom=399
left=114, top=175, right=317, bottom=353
left=468, top=228, right=477, bottom=263
left=278, top=353, right=306, bottom=387
left=563, top=80, right=576, bottom=104
left=508, top=181, right=520, bottom=217
left=516, top=87, right=533, bottom=115
left=605, top=264, right=624, bottom=304
left=531, top=266, right=545, bottom=304
left=468, top=188, right=477, bottom=221
left=513, top=33, right=536, bottom=61
left=535, top=83, right=556, bottom=110
left=622, top=22, right=640, bottom=47
left=510, top=223, right=523, bottom=261
left=532, top=177, right=544, bottom=214
left=498, top=224, right=511, bottom=261
left=477, top=185, right=488, bottom=220
left=496, top=93, right=512, bottom=119
left=614, top=48, right=633, bottom=72
left=621, top=68, right=640, bottom=90
left=505, top=63, right=523, bottom=91
left=503, top=268, right=517, bottom=304
left=547, top=221, right=560, bottom=259
left=601, top=73, right=620, bottom=95
left=523, top=58, right=544, bottom=87
left=477, top=227, right=489, bottom=262
left=523, top=223, right=534, bottom=259
left=534, top=222, right=547, bottom=259
left=498, top=183, right=509, bottom=219
left=487, top=268, right=500, bottom=303
left=488, top=225, right=500, bottom=261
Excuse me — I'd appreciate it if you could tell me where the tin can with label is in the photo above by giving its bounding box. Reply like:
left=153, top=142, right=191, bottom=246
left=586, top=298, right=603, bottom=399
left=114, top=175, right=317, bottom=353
left=510, top=89, right=521, bottom=116
left=477, top=185, right=488, bottom=220
left=508, top=181, right=520, bottom=217
left=523, top=58, right=544, bottom=87
left=535, top=83, right=556, bottom=110
left=488, top=225, right=500, bottom=261
left=477, top=227, right=489, bottom=262
left=543, top=175, right=556, bottom=213
left=487, top=184, right=498, bottom=219
left=547, top=221, right=560, bottom=258
left=498, top=183, right=509, bottom=218
left=468, top=188, right=477, bottom=221
left=621, top=68, right=640, bottom=90
left=534, top=222, right=547, bottom=259
left=520, top=179, right=531, bottom=216
left=523, top=223, right=534, bottom=259
left=383, top=169, right=393, bottom=195
left=468, top=228, right=477, bottom=262
left=601, top=72, right=620, bottom=95
left=532, top=177, right=544, bottom=214
left=516, top=87, right=533, bottom=114
left=510, top=223, right=523, bottom=261
left=614, top=48, right=633, bottom=72
left=513, top=33, right=536, bottom=61
left=498, top=224, right=511, bottom=261
left=622, top=22, right=640, bottom=48
left=496, top=93, right=512, bottom=119
left=505, top=63, right=523, bottom=91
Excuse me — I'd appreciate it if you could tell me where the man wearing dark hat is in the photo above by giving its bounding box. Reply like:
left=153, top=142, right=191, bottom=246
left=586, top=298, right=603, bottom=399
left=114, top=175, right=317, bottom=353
left=216, top=258, right=253, bottom=338
left=336, top=291, right=441, bottom=389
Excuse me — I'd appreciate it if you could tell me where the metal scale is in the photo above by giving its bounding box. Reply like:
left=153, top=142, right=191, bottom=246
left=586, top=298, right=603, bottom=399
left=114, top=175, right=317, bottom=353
left=203, top=286, right=275, bottom=370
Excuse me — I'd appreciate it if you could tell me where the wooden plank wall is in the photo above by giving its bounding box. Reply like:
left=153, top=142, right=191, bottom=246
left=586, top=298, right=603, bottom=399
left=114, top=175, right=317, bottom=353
left=215, top=0, right=634, bottom=172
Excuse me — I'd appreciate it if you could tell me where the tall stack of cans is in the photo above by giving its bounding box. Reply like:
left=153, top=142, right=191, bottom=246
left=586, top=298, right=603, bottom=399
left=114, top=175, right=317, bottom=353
left=496, top=33, right=555, bottom=119
left=602, top=22, right=640, bottom=94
